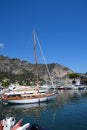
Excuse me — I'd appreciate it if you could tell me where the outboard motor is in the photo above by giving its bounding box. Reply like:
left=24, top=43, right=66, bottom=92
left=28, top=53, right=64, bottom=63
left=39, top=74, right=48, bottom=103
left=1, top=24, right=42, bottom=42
left=30, top=124, right=40, bottom=130
left=3, top=116, right=16, bottom=130
left=30, top=124, right=50, bottom=130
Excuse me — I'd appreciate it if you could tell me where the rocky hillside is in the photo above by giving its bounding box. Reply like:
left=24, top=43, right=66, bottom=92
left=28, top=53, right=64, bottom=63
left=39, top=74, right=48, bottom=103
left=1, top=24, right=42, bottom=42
left=0, top=55, right=73, bottom=84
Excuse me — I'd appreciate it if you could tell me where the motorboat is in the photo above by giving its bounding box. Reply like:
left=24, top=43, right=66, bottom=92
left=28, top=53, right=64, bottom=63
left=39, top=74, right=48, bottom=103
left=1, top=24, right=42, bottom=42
left=0, top=114, right=50, bottom=130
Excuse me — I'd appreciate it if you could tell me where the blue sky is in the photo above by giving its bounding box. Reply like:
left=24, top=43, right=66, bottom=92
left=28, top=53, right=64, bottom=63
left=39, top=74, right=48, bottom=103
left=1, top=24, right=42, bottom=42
left=0, top=0, right=87, bottom=73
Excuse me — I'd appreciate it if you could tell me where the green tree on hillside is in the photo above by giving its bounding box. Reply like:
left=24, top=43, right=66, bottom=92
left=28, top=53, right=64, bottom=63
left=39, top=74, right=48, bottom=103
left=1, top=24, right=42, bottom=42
left=69, top=73, right=79, bottom=80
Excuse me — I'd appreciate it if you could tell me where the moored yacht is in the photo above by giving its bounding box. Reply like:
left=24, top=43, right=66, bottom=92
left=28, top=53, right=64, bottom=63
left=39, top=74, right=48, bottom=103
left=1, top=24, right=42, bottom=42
left=1, top=30, right=57, bottom=105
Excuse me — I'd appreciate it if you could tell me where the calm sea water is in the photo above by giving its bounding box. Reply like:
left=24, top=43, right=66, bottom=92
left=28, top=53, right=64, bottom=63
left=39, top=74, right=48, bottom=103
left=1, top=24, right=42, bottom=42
left=0, top=90, right=87, bottom=130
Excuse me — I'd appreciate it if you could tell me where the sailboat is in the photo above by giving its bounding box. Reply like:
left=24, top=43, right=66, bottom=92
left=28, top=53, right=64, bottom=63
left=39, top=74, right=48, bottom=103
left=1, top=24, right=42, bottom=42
left=1, top=30, right=57, bottom=104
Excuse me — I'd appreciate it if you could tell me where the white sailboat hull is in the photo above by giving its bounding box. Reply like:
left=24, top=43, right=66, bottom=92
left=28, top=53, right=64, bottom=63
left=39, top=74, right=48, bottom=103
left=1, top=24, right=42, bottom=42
left=2, top=94, right=57, bottom=104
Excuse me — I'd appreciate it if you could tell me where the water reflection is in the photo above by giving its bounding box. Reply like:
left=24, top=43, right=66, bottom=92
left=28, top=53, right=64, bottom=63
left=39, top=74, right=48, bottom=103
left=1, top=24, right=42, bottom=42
left=1, top=89, right=87, bottom=130
left=1, top=90, right=87, bottom=117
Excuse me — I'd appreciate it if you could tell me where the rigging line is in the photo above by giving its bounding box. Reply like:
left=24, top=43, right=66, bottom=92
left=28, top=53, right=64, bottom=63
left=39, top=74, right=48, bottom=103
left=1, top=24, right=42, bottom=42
left=36, top=33, right=54, bottom=86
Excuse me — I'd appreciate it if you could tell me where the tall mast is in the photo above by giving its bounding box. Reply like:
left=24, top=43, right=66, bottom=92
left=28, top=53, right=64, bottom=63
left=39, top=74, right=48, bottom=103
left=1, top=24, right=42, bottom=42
left=33, top=30, right=39, bottom=87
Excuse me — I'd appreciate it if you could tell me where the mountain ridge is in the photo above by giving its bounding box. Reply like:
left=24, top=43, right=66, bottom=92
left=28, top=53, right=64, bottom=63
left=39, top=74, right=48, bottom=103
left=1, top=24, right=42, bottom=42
left=0, top=55, right=73, bottom=84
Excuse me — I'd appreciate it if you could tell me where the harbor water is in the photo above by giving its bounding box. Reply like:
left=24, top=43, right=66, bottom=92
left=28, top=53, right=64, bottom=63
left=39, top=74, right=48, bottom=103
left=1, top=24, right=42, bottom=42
left=0, top=89, right=87, bottom=130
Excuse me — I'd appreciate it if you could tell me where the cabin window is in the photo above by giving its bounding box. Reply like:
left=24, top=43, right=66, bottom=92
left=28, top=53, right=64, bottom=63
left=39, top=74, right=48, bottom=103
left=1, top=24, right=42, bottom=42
left=8, top=94, right=21, bottom=98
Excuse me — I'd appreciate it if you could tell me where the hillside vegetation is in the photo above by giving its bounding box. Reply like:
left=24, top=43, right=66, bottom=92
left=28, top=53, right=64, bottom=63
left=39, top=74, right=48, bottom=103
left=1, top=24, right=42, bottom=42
left=0, top=55, right=74, bottom=86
